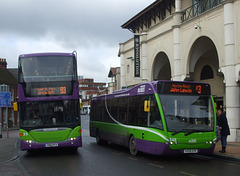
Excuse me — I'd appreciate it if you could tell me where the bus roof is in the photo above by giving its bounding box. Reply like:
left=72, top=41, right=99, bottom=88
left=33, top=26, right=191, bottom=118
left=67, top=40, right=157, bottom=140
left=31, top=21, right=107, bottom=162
left=92, top=81, right=158, bottom=101
left=92, top=80, right=211, bottom=101
left=19, top=52, right=76, bottom=58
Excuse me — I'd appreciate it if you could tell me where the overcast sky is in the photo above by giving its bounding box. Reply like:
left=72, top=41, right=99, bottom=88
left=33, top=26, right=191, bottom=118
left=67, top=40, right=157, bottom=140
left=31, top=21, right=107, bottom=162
left=0, top=0, right=154, bottom=82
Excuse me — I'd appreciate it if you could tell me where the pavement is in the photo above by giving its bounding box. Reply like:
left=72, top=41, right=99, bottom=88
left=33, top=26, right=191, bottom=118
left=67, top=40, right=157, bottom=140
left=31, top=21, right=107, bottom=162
left=214, top=141, right=240, bottom=161
left=0, top=129, right=240, bottom=165
left=0, top=128, right=19, bottom=165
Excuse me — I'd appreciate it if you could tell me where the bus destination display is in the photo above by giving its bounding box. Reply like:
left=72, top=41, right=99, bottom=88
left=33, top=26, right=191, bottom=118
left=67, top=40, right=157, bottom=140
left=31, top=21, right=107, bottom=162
left=169, top=84, right=200, bottom=94
left=158, top=82, right=210, bottom=95
left=31, top=87, right=67, bottom=96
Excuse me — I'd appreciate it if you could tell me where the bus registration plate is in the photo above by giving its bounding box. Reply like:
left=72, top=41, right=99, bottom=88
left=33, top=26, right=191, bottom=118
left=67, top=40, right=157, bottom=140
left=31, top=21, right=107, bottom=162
left=45, top=143, right=58, bottom=147
left=184, top=149, right=198, bottom=153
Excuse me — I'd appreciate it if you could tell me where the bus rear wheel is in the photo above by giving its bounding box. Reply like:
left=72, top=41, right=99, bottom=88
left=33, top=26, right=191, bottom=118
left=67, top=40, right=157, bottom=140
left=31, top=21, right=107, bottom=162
left=96, top=130, right=107, bottom=145
left=129, top=135, right=138, bottom=156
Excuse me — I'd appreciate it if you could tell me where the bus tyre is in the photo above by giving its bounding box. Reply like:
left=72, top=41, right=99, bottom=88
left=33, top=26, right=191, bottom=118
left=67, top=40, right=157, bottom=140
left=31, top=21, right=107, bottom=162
left=96, top=130, right=107, bottom=145
left=129, top=136, right=138, bottom=156
left=96, top=131, right=101, bottom=145
left=70, top=147, right=78, bottom=153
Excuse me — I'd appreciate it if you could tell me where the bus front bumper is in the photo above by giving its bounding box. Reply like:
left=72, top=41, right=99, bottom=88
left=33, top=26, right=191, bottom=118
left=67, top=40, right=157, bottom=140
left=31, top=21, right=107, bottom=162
left=136, top=139, right=215, bottom=155
left=20, top=136, right=82, bottom=151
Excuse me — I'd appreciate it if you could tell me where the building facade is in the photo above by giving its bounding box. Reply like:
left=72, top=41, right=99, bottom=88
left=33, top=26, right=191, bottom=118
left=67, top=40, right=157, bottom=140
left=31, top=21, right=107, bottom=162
left=0, top=59, right=18, bottom=128
left=78, top=77, right=106, bottom=112
left=119, top=0, right=240, bottom=142
left=108, top=67, right=121, bottom=94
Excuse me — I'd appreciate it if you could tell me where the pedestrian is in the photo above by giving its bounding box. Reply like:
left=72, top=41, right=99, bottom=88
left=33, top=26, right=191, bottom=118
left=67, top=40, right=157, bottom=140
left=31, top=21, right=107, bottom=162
left=217, top=108, right=230, bottom=153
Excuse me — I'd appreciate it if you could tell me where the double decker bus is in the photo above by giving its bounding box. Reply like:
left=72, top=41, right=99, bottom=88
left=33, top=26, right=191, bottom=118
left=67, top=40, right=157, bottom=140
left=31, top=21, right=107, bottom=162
left=17, top=52, right=82, bottom=151
left=90, top=81, right=217, bottom=155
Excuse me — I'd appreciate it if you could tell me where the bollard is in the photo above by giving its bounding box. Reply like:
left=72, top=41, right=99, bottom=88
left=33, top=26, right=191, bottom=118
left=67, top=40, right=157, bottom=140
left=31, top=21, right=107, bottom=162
left=0, top=122, right=2, bottom=138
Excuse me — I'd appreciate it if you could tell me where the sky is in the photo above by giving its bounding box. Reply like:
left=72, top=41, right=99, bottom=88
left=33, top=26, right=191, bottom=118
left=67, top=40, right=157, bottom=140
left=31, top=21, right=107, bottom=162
left=0, top=0, right=154, bottom=82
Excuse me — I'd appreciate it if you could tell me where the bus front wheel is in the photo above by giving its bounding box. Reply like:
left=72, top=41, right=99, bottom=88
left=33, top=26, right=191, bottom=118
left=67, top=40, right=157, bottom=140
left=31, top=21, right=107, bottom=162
left=129, top=135, right=138, bottom=156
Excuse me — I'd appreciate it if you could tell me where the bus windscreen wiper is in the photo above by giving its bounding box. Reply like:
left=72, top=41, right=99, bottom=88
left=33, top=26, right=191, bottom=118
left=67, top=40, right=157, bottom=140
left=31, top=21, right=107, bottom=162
left=184, top=130, right=198, bottom=136
left=172, top=130, right=184, bottom=136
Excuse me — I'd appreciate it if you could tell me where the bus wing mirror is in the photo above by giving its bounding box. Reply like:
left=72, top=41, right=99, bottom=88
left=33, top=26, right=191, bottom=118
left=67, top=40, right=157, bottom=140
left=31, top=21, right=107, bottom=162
left=144, top=100, right=150, bottom=112
left=13, top=102, right=18, bottom=112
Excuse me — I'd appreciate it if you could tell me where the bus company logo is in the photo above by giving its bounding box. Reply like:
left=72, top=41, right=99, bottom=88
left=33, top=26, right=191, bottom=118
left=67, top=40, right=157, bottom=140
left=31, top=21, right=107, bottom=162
left=137, top=85, right=145, bottom=93
left=189, top=139, right=197, bottom=143
left=170, top=138, right=177, bottom=142
left=43, top=128, right=59, bottom=132
left=114, top=93, right=130, bottom=98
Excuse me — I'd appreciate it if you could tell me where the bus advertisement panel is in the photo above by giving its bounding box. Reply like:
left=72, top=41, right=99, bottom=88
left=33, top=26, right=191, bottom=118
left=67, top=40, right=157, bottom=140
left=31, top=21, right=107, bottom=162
left=90, top=81, right=216, bottom=155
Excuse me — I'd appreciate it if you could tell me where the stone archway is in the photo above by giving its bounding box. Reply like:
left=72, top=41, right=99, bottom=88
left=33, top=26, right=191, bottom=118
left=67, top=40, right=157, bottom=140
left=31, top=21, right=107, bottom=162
left=152, top=52, right=171, bottom=81
left=187, top=36, right=225, bottom=108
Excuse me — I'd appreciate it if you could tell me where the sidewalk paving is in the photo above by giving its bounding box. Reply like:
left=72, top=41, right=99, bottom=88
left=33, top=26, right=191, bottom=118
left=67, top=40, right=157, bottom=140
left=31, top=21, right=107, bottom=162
left=0, top=129, right=19, bottom=164
left=213, top=141, right=240, bottom=161
left=0, top=129, right=240, bottom=164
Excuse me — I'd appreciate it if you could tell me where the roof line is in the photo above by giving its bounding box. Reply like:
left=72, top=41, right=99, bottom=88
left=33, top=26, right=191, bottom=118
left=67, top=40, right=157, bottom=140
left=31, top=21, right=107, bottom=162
left=121, top=0, right=163, bottom=29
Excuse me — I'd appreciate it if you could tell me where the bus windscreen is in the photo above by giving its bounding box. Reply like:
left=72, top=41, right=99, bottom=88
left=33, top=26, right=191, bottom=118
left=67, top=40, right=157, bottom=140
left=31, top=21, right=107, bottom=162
left=18, top=55, right=76, bottom=97
left=19, top=56, right=76, bottom=83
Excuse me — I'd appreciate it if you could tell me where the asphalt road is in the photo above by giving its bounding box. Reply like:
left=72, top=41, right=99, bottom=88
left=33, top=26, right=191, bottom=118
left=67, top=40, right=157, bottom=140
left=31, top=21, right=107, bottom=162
left=16, top=115, right=240, bottom=176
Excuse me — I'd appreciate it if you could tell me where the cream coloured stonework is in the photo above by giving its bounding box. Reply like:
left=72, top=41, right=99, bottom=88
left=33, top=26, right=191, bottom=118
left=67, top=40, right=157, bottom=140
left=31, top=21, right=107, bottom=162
left=119, top=0, right=240, bottom=142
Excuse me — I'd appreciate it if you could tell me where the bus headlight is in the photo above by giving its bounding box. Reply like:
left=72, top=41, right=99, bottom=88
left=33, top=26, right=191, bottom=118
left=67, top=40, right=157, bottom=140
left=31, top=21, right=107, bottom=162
left=166, top=141, right=178, bottom=145
left=26, top=140, right=36, bottom=143
left=66, top=137, right=77, bottom=141
left=206, top=141, right=213, bottom=144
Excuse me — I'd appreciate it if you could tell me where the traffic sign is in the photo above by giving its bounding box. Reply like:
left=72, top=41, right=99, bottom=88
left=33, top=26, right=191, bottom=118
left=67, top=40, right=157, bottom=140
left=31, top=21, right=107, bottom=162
left=0, top=92, right=11, bottom=107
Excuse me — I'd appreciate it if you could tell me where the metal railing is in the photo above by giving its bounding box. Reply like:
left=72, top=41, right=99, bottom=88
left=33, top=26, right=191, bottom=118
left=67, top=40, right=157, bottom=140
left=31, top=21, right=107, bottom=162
left=181, top=0, right=224, bottom=22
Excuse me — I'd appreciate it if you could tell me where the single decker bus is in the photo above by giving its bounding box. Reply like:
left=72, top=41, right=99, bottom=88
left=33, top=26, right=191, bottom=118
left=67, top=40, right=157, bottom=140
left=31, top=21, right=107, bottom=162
left=17, top=52, right=82, bottom=152
left=90, top=81, right=217, bottom=155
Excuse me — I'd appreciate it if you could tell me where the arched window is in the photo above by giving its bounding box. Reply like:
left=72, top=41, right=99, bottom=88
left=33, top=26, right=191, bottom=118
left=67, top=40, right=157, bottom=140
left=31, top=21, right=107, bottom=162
left=200, top=65, right=214, bottom=80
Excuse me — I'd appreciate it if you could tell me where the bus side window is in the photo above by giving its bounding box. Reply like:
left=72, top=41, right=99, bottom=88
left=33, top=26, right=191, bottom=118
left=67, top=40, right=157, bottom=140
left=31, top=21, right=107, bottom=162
left=118, top=98, right=128, bottom=123
left=149, top=95, right=163, bottom=130
left=137, top=96, right=149, bottom=127
left=109, top=98, right=118, bottom=123
left=128, top=96, right=138, bottom=125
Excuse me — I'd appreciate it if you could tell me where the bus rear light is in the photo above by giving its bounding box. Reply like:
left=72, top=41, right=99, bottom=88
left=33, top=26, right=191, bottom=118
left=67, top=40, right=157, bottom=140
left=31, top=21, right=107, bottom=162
left=78, top=129, right=82, bottom=133
left=19, top=132, right=23, bottom=137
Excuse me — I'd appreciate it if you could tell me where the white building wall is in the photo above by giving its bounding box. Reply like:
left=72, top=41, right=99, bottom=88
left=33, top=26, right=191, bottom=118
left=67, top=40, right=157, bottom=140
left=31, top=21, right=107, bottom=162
left=119, top=0, right=240, bottom=142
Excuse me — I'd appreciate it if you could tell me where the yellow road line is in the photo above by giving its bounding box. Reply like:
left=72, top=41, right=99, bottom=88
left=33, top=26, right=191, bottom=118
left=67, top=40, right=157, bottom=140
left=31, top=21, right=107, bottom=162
left=228, top=163, right=240, bottom=167
left=148, top=163, right=164, bottom=168
left=179, top=171, right=197, bottom=176
left=127, top=157, right=137, bottom=161
left=112, top=152, right=123, bottom=156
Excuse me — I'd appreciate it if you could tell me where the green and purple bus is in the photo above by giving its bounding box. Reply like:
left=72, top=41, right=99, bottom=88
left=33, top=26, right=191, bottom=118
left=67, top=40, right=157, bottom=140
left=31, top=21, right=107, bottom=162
left=17, top=52, right=82, bottom=151
left=90, top=81, right=217, bottom=155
